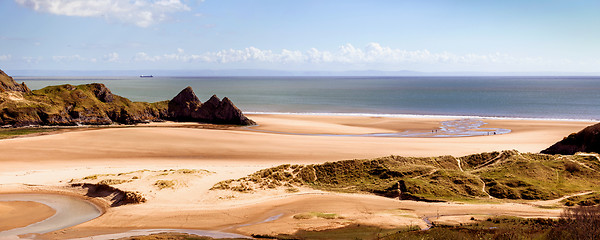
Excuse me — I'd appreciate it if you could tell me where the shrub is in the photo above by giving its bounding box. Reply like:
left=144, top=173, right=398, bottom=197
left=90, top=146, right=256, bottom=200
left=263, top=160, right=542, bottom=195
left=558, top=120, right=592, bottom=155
left=565, top=161, right=581, bottom=173
left=548, top=205, right=600, bottom=239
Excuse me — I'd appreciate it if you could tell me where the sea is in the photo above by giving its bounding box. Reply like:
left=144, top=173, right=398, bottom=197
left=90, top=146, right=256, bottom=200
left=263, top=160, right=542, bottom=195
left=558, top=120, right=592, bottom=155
left=14, top=76, right=600, bottom=121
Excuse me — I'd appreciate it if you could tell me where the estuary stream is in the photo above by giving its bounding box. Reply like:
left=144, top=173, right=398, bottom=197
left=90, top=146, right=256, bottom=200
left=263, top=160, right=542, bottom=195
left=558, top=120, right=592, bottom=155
left=0, top=193, right=102, bottom=238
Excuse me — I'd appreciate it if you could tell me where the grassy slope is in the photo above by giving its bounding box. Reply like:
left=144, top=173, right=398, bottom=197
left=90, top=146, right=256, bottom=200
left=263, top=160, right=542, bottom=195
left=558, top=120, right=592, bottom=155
left=276, top=217, right=562, bottom=240
left=213, top=150, right=600, bottom=201
left=0, top=84, right=167, bottom=126
left=0, top=127, right=58, bottom=139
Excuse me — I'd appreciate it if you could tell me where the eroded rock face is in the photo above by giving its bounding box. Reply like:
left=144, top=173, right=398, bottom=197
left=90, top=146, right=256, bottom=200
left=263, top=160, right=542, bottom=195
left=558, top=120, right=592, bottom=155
left=90, top=83, right=114, bottom=103
left=0, top=69, right=30, bottom=93
left=168, top=87, right=255, bottom=125
left=168, top=86, right=202, bottom=121
left=542, top=122, right=600, bottom=155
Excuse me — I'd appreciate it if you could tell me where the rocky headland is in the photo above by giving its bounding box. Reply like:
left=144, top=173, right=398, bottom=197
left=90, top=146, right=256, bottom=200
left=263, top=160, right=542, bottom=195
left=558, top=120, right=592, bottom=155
left=0, top=69, right=254, bottom=127
left=542, top=122, right=600, bottom=155
left=168, top=86, right=255, bottom=125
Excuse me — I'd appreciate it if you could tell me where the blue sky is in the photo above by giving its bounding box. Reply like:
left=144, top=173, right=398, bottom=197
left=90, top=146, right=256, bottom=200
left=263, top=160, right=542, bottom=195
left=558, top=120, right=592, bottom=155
left=1, top=0, right=599, bottom=74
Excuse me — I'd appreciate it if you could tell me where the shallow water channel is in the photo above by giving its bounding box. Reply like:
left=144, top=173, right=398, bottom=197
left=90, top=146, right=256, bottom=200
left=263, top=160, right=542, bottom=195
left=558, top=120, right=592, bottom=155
left=0, top=193, right=102, bottom=237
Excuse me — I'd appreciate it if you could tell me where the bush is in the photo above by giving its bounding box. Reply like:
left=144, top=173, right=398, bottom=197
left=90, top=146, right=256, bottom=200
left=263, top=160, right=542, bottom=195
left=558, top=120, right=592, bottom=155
left=548, top=205, right=600, bottom=239
left=564, top=161, right=581, bottom=173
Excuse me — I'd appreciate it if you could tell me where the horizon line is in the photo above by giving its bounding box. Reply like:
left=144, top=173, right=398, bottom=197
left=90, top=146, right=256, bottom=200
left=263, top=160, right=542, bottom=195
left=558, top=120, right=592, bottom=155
left=7, top=69, right=600, bottom=77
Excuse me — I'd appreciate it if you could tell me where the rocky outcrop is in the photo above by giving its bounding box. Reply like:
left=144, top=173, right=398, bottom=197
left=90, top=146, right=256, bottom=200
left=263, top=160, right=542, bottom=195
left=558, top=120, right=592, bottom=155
left=0, top=69, right=30, bottom=93
left=168, top=86, right=201, bottom=121
left=542, top=122, right=600, bottom=155
left=0, top=82, right=168, bottom=127
left=0, top=69, right=253, bottom=127
left=168, top=86, right=255, bottom=125
left=90, top=83, right=114, bottom=103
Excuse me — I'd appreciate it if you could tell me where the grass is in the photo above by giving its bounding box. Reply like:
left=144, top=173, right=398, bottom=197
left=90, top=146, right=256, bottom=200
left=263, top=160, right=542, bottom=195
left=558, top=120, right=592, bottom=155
left=98, top=179, right=131, bottom=185
left=292, top=212, right=342, bottom=220
left=1, top=83, right=167, bottom=127
left=0, top=127, right=57, bottom=139
left=270, top=225, right=419, bottom=240
left=267, top=217, right=565, bottom=240
left=563, top=192, right=600, bottom=206
left=154, top=180, right=176, bottom=189
left=212, top=150, right=600, bottom=202
left=113, top=233, right=245, bottom=240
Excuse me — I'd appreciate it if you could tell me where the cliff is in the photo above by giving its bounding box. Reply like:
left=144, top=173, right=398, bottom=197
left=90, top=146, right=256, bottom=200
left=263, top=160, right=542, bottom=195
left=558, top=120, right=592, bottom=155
left=0, top=69, right=30, bottom=93
left=168, top=87, right=256, bottom=125
left=542, top=122, right=600, bottom=155
left=0, top=69, right=254, bottom=127
left=0, top=83, right=168, bottom=126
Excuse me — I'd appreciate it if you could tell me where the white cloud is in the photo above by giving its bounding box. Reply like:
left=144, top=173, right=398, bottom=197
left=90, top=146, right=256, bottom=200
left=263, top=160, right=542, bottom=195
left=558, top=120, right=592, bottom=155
left=134, top=52, right=161, bottom=62
left=0, top=55, right=12, bottom=61
left=128, top=43, right=596, bottom=71
left=104, top=52, right=119, bottom=62
left=22, top=56, right=43, bottom=64
left=52, top=54, right=86, bottom=62
left=15, top=0, right=191, bottom=27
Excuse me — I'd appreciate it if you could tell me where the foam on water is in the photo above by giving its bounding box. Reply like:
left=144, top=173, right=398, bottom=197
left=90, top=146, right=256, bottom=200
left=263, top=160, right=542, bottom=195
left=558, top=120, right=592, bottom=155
left=244, top=118, right=511, bottom=138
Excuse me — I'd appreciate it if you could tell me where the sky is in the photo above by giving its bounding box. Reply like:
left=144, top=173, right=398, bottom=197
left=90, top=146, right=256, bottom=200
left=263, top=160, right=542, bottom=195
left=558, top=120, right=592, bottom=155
left=1, top=0, right=600, bottom=75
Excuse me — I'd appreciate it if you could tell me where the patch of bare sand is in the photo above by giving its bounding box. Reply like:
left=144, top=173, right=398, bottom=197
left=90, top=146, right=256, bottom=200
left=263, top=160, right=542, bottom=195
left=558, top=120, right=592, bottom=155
left=0, top=201, right=56, bottom=231
left=0, top=115, right=594, bottom=239
left=247, top=114, right=448, bottom=134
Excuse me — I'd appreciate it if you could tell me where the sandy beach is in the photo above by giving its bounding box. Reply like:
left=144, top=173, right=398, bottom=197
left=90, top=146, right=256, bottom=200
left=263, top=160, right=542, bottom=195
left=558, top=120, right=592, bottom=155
left=0, top=114, right=595, bottom=239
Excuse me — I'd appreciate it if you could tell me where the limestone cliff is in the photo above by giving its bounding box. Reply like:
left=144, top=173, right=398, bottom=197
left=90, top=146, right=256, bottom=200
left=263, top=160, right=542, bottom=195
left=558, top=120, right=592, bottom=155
left=167, top=86, right=201, bottom=121
left=168, top=87, right=255, bottom=125
left=0, top=69, right=254, bottom=127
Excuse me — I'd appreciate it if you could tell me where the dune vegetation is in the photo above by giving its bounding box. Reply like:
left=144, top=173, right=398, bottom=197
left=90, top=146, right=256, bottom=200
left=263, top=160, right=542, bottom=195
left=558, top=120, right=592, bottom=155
left=212, top=150, right=600, bottom=202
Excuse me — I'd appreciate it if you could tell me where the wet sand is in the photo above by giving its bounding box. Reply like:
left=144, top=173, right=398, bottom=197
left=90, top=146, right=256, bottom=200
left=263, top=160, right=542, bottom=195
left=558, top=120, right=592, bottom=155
left=0, top=201, right=56, bottom=231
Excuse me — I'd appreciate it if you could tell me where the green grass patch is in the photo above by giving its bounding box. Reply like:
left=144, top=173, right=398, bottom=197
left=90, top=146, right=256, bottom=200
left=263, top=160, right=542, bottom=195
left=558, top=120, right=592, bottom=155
left=0, top=128, right=57, bottom=139
left=293, top=212, right=342, bottom=220
left=563, top=192, right=600, bottom=206
left=271, top=217, right=563, bottom=240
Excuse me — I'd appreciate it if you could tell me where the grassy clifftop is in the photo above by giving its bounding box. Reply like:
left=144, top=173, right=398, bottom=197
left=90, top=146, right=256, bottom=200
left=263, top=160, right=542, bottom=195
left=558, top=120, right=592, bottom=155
left=213, top=150, right=600, bottom=202
left=0, top=83, right=167, bottom=126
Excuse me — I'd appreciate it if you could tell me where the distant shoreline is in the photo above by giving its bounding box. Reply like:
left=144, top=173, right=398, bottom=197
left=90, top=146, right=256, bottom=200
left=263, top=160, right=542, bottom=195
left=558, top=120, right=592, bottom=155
left=17, top=76, right=600, bottom=121
left=246, top=112, right=600, bottom=122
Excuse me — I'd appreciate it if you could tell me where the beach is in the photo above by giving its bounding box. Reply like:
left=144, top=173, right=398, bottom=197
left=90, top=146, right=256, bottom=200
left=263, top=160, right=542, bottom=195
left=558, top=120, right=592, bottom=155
left=0, top=114, right=595, bottom=239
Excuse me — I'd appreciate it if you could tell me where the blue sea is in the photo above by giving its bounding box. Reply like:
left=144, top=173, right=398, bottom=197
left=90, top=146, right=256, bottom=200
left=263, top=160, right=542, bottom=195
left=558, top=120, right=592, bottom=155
left=14, top=76, right=600, bottom=121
